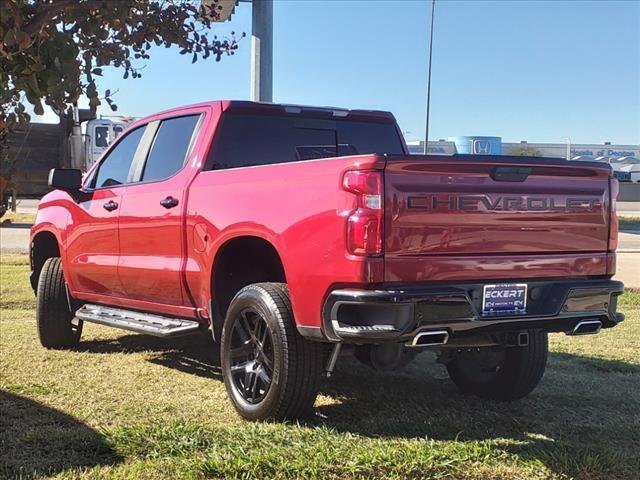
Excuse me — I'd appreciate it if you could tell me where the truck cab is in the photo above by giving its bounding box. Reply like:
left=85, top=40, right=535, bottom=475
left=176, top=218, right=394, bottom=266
left=84, top=118, right=131, bottom=169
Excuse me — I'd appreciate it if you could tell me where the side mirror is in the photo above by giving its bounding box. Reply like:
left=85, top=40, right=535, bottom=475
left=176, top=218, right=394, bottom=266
left=48, top=168, right=82, bottom=191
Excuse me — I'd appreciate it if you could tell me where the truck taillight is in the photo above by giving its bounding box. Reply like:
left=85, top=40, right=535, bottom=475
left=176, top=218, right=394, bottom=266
left=343, top=170, right=383, bottom=256
left=609, top=178, right=619, bottom=251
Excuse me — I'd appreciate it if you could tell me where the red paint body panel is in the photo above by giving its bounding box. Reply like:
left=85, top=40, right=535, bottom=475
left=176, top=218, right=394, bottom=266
left=184, top=154, right=385, bottom=328
left=30, top=100, right=618, bottom=333
left=384, top=252, right=612, bottom=283
left=117, top=105, right=213, bottom=306
left=383, top=155, right=614, bottom=283
left=64, top=188, right=124, bottom=295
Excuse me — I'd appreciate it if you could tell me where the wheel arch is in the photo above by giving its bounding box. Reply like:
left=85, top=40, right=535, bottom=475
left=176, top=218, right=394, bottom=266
left=210, top=235, right=287, bottom=320
left=30, top=228, right=62, bottom=292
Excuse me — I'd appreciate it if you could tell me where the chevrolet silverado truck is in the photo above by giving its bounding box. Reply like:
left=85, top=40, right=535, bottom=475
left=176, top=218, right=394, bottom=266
left=31, top=100, right=624, bottom=421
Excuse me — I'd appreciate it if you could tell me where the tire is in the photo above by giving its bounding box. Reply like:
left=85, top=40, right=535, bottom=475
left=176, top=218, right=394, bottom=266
left=36, top=257, right=82, bottom=349
left=446, top=330, right=548, bottom=401
left=221, top=282, right=323, bottom=421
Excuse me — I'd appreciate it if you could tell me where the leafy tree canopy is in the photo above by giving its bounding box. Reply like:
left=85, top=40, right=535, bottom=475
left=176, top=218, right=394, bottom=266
left=1, top=0, right=242, bottom=139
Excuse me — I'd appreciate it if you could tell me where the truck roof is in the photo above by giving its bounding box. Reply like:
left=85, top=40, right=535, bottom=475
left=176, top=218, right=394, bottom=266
left=144, top=100, right=398, bottom=123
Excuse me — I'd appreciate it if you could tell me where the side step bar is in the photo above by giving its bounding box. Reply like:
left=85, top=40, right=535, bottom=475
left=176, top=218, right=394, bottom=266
left=75, top=304, right=202, bottom=338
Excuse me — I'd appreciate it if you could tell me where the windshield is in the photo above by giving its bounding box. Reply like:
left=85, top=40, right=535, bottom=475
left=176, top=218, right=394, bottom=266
left=94, top=126, right=109, bottom=147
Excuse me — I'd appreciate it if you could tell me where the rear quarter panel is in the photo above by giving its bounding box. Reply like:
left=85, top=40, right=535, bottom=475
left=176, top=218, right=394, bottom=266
left=184, top=155, right=385, bottom=328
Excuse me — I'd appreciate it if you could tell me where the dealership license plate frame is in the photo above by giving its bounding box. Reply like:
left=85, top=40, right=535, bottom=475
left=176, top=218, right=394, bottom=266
left=482, top=283, right=528, bottom=315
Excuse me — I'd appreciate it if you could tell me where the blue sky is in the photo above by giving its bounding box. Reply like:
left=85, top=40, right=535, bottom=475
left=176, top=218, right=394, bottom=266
left=40, top=0, right=640, bottom=144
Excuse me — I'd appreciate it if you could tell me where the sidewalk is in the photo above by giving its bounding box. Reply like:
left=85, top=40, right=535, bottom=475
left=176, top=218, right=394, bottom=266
left=3, top=199, right=639, bottom=287
left=618, top=201, right=640, bottom=217
left=615, top=253, right=640, bottom=289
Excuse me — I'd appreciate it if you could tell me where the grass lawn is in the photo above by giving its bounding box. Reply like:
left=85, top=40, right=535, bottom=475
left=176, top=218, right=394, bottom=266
left=0, top=212, right=36, bottom=226
left=619, top=216, right=640, bottom=231
left=1, top=253, right=639, bottom=479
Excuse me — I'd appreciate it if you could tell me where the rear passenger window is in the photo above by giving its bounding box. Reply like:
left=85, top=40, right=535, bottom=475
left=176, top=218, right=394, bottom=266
left=141, top=115, right=200, bottom=182
left=92, top=126, right=145, bottom=188
left=208, top=113, right=403, bottom=170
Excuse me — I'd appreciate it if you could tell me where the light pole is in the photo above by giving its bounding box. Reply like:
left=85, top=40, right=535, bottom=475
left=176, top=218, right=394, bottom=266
left=250, top=0, right=273, bottom=102
left=204, top=0, right=273, bottom=102
left=423, top=0, right=436, bottom=155
left=564, top=136, right=571, bottom=160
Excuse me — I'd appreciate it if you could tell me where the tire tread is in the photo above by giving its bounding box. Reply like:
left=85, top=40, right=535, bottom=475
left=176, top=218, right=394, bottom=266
left=446, top=329, right=548, bottom=401
left=221, top=282, right=323, bottom=421
left=36, top=257, right=81, bottom=349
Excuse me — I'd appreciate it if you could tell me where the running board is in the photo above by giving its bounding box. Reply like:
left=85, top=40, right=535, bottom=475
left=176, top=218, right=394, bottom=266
left=75, top=304, right=202, bottom=338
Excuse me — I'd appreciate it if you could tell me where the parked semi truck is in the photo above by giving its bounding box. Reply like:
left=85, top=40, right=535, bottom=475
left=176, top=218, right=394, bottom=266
left=1, top=110, right=131, bottom=203
left=31, top=100, right=623, bottom=421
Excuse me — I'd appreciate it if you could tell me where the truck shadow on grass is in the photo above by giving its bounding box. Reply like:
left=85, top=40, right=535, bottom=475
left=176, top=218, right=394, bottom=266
left=75, top=333, right=640, bottom=478
left=316, top=352, right=640, bottom=436
left=78, top=332, right=223, bottom=381
left=0, top=391, right=121, bottom=479
left=315, top=353, right=640, bottom=479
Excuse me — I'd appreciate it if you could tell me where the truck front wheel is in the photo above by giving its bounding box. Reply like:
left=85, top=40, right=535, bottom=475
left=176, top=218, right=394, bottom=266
left=221, top=283, right=323, bottom=421
left=445, top=330, right=548, bottom=401
left=36, top=257, right=83, bottom=349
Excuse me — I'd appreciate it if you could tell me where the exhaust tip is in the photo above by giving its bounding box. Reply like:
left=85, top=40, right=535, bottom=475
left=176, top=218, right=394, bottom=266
left=568, top=320, right=602, bottom=336
left=409, top=330, right=449, bottom=347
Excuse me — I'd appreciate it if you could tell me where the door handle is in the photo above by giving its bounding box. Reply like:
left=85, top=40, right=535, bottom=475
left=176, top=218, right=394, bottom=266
left=160, top=196, right=179, bottom=209
left=103, top=200, right=118, bottom=211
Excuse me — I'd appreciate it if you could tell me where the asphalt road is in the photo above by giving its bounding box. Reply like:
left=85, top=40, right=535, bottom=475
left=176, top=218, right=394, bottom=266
left=4, top=199, right=639, bottom=287
left=9, top=198, right=39, bottom=214
left=1, top=224, right=32, bottom=254
left=11, top=199, right=640, bottom=214
left=619, top=201, right=640, bottom=216
left=2, top=222, right=638, bottom=287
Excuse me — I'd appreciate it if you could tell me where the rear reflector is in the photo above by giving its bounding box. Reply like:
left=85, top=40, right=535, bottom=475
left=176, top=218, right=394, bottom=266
left=609, top=178, right=619, bottom=251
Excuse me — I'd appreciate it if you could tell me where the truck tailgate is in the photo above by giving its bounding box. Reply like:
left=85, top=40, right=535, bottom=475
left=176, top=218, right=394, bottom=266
left=384, top=155, right=613, bottom=281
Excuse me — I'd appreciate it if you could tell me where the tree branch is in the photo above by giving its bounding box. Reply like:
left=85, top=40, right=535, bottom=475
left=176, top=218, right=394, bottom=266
left=22, top=0, right=78, bottom=36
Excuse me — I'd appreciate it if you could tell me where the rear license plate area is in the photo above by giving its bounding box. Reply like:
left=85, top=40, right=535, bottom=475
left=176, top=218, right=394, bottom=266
left=482, top=284, right=527, bottom=315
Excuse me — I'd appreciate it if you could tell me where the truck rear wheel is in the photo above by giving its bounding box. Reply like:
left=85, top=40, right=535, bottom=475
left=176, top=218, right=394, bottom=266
left=446, top=330, right=548, bottom=401
left=221, top=283, right=323, bottom=421
left=36, top=257, right=82, bottom=349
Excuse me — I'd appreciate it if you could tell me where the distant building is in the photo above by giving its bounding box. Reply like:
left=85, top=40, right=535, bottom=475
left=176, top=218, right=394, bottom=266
left=407, top=136, right=640, bottom=162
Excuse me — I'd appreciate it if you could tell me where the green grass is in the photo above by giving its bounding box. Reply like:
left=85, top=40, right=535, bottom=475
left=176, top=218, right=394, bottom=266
left=0, top=212, right=36, bottom=226
left=619, top=216, right=640, bottom=231
left=1, top=254, right=639, bottom=479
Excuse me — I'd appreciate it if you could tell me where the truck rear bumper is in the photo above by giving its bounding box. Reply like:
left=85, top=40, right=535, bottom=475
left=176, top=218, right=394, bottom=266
left=315, top=279, right=624, bottom=344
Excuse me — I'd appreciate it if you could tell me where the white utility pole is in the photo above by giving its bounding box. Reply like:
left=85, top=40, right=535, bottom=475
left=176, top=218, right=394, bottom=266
left=423, top=0, right=436, bottom=155
left=250, top=0, right=273, bottom=102
left=203, top=0, right=273, bottom=102
left=564, top=136, right=572, bottom=160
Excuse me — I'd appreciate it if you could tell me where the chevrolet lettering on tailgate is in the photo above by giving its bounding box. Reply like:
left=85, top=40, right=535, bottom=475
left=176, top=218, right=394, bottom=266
left=407, top=195, right=602, bottom=212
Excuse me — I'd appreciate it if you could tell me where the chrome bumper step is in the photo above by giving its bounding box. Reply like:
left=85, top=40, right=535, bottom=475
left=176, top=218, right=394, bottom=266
left=75, top=304, right=202, bottom=338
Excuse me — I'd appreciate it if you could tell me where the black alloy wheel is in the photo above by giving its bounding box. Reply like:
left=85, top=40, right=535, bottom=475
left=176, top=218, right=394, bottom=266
left=220, top=283, right=323, bottom=421
left=226, top=308, right=275, bottom=404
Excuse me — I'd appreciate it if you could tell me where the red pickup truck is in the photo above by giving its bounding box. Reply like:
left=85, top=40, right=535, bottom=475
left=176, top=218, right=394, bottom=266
left=31, top=100, right=624, bottom=421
